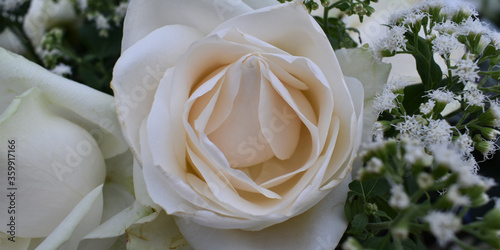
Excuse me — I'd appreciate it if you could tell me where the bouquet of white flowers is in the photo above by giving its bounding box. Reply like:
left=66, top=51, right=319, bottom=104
left=1, top=0, right=499, bottom=249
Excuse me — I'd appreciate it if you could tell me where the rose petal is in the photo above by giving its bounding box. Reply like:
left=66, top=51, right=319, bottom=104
left=122, top=0, right=254, bottom=51
left=175, top=173, right=351, bottom=250
left=0, top=48, right=127, bottom=159
left=112, top=25, right=203, bottom=159
left=36, top=185, right=103, bottom=250
left=0, top=88, right=105, bottom=238
left=241, top=0, right=279, bottom=9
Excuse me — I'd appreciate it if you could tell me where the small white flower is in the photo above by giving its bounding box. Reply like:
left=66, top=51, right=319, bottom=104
left=442, top=3, right=478, bottom=19
left=403, top=138, right=428, bottom=165
left=481, top=140, right=498, bottom=159
left=427, top=88, right=456, bottom=104
left=424, top=211, right=461, bottom=247
left=395, top=115, right=424, bottom=139
left=77, top=0, right=88, bottom=11
left=50, top=63, right=72, bottom=76
left=490, top=32, right=500, bottom=50
left=403, top=11, right=427, bottom=26
left=455, top=133, right=474, bottom=156
left=372, top=89, right=399, bottom=115
left=456, top=17, right=489, bottom=37
left=389, top=185, right=410, bottom=210
left=0, top=0, right=27, bottom=12
left=386, top=78, right=411, bottom=92
left=433, top=20, right=458, bottom=34
left=366, top=158, right=383, bottom=174
left=95, top=14, right=110, bottom=30
left=446, top=185, right=471, bottom=207
left=417, top=0, right=446, bottom=12
left=417, top=172, right=434, bottom=189
left=463, top=87, right=485, bottom=109
left=430, top=143, right=463, bottom=170
left=423, top=119, right=453, bottom=146
left=490, top=100, right=500, bottom=128
left=372, top=121, right=385, bottom=140
left=432, top=34, right=461, bottom=58
left=115, top=2, right=129, bottom=18
left=420, top=100, right=436, bottom=115
left=384, top=25, right=407, bottom=53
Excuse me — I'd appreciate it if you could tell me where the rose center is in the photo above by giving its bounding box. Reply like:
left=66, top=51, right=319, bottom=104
left=208, top=55, right=301, bottom=168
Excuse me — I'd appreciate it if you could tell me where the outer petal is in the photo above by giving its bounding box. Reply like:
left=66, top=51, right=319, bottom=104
left=241, top=0, right=279, bottom=9
left=175, top=173, right=351, bottom=250
left=112, top=25, right=203, bottom=159
left=36, top=185, right=103, bottom=250
left=336, top=47, right=391, bottom=143
left=0, top=48, right=127, bottom=159
left=122, top=0, right=254, bottom=51
left=0, top=88, right=105, bottom=238
left=127, top=211, right=192, bottom=250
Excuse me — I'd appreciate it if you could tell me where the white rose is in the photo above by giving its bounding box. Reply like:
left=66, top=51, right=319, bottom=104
left=112, top=1, right=387, bottom=249
left=0, top=48, right=132, bottom=250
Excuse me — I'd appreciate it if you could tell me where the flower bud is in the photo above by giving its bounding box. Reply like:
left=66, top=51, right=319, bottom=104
left=342, top=237, right=363, bottom=250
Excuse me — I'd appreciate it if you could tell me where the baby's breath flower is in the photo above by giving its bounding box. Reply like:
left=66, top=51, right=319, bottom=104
left=384, top=25, right=407, bottom=53
left=446, top=185, right=471, bottom=207
left=417, top=0, right=446, bottom=12
left=455, top=133, right=474, bottom=156
left=395, top=115, right=424, bottom=139
left=77, top=0, right=88, bottom=11
left=365, top=157, right=384, bottom=174
left=403, top=11, right=426, bottom=26
left=420, top=100, right=436, bottom=115
left=95, top=14, right=110, bottom=31
left=456, top=17, right=489, bottom=37
left=372, top=89, right=399, bottom=115
left=389, top=185, right=410, bottom=210
left=442, top=3, right=478, bottom=19
left=403, top=138, right=428, bottom=165
left=386, top=78, right=411, bottom=92
left=476, top=140, right=498, bottom=159
left=433, top=20, right=458, bottom=34
left=432, top=34, right=461, bottom=58
left=427, top=88, right=456, bottom=104
left=430, top=143, right=463, bottom=170
left=490, top=32, right=500, bottom=50
left=489, top=100, right=500, bottom=128
left=451, top=57, right=480, bottom=84
left=424, top=211, right=461, bottom=247
left=50, top=63, right=72, bottom=76
left=463, top=87, right=486, bottom=110
left=423, top=119, right=453, bottom=146
left=417, top=172, right=434, bottom=189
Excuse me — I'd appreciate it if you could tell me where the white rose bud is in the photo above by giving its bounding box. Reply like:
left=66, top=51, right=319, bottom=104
left=0, top=48, right=130, bottom=249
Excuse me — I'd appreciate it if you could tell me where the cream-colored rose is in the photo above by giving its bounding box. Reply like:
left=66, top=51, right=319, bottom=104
left=112, top=0, right=370, bottom=248
left=0, top=48, right=132, bottom=250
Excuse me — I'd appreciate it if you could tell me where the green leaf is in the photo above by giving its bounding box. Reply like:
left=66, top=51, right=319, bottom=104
left=402, top=83, right=425, bottom=115
left=348, top=214, right=369, bottom=235
left=405, top=32, right=443, bottom=90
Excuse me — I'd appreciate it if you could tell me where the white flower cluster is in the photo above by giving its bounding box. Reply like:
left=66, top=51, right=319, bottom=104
left=424, top=211, right=461, bottom=247
left=0, top=0, right=28, bottom=21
